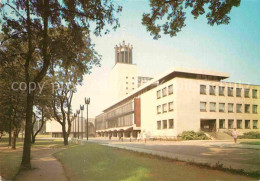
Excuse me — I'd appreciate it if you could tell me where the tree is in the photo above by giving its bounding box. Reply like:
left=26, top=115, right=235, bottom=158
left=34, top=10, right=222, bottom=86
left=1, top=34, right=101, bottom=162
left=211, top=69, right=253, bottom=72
left=31, top=79, right=52, bottom=144
left=50, top=29, right=100, bottom=145
left=142, top=0, right=241, bottom=39
left=1, top=0, right=121, bottom=168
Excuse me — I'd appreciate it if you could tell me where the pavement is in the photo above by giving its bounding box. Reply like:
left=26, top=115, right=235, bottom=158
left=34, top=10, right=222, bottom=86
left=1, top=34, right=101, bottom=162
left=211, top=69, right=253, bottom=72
left=87, top=138, right=260, bottom=173
left=15, top=145, right=67, bottom=181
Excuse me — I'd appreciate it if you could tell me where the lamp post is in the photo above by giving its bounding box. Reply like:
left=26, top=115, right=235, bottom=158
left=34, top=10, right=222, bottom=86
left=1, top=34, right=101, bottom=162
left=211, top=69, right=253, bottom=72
left=80, top=105, right=84, bottom=139
left=77, top=110, right=80, bottom=139
left=85, top=97, right=90, bottom=140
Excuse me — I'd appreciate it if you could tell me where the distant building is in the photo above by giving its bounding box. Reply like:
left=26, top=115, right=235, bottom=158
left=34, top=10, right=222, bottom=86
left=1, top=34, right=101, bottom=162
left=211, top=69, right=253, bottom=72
left=46, top=118, right=95, bottom=138
left=95, top=41, right=260, bottom=139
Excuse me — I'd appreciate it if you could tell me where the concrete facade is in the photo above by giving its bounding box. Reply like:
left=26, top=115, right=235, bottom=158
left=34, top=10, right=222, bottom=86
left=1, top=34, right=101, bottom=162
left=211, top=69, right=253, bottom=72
left=96, top=66, right=260, bottom=139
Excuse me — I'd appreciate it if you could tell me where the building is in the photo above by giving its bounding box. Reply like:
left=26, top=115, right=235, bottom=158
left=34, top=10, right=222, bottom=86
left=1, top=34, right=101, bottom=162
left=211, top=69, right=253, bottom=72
left=95, top=42, right=260, bottom=139
left=109, top=41, right=153, bottom=101
left=46, top=118, right=95, bottom=138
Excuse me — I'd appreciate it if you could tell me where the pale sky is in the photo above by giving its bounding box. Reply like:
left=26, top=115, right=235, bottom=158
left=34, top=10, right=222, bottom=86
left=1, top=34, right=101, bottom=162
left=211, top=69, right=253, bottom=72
left=71, top=0, right=260, bottom=118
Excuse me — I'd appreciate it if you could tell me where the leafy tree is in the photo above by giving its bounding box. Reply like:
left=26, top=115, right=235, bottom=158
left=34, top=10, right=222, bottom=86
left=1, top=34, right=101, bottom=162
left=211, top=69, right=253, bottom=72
left=50, top=29, right=100, bottom=145
left=142, top=0, right=241, bottom=39
left=31, top=77, right=53, bottom=144
left=1, top=0, right=121, bottom=168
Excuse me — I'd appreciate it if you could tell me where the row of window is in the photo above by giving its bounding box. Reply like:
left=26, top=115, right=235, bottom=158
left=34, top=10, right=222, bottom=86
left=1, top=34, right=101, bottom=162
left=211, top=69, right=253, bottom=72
left=157, top=119, right=174, bottom=129
left=219, top=119, right=258, bottom=129
left=126, top=76, right=135, bottom=79
left=157, top=102, right=174, bottom=114
left=157, top=85, right=173, bottom=99
left=200, top=102, right=258, bottom=114
left=200, top=85, right=258, bottom=98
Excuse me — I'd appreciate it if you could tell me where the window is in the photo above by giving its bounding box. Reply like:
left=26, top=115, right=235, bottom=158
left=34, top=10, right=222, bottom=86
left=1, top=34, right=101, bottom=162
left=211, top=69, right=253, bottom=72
left=157, top=121, right=161, bottom=129
left=162, top=87, right=167, bottom=97
left=126, top=82, right=128, bottom=84
left=163, top=120, right=167, bottom=129
left=126, top=76, right=128, bottom=79
left=200, top=85, right=206, bottom=94
left=245, top=104, right=250, bottom=113
left=236, top=104, right=242, bottom=113
left=132, top=88, right=134, bottom=90
left=126, top=87, right=128, bottom=89
left=253, top=105, right=258, bottom=113
left=157, top=105, right=161, bottom=114
left=210, top=102, right=216, bottom=112
left=219, top=86, right=225, bottom=96
left=219, top=103, right=225, bottom=112
left=162, top=104, right=167, bottom=113
left=210, top=86, right=216, bottom=95
left=244, top=89, right=250, bottom=98
left=168, top=85, right=173, bottom=95
left=168, top=119, right=174, bottom=129
left=200, top=102, right=206, bottom=112
left=228, top=103, right=234, bottom=113
left=228, top=119, right=234, bottom=129
left=245, top=120, right=250, bottom=129
left=168, top=102, right=173, bottom=112
left=253, top=120, right=258, bottom=129
left=237, top=120, right=242, bottom=129
left=157, top=90, right=161, bottom=99
left=236, top=88, right=242, bottom=97
left=219, top=119, right=225, bottom=129
left=132, top=82, right=134, bottom=85
left=252, top=89, right=257, bottom=98
left=132, top=77, right=134, bottom=79
left=228, top=87, right=233, bottom=96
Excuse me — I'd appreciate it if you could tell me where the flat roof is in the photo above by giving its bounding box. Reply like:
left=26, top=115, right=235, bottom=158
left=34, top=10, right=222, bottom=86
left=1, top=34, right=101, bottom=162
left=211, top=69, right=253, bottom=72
left=102, top=67, right=230, bottom=112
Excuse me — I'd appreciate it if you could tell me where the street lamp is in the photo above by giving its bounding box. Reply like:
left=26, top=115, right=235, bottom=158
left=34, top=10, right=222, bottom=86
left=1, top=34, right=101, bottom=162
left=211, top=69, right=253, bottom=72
left=80, top=105, right=84, bottom=139
left=77, top=110, right=80, bottom=139
left=85, top=97, right=90, bottom=140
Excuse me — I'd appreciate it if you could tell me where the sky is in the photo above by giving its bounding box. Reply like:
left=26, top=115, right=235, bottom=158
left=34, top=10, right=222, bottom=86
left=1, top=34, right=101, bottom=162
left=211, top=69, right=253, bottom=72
left=72, top=0, right=260, bottom=118
left=3, top=0, right=259, bottom=118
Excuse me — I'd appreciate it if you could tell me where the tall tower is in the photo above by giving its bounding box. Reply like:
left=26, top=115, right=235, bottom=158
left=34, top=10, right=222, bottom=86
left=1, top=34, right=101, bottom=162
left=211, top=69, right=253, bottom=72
left=114, top=40, right=133, bottom=64
left=109, top=41, right=138, bottom=101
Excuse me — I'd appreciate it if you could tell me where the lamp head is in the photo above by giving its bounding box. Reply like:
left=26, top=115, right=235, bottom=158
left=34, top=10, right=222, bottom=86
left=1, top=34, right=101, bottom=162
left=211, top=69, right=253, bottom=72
left=85, top=97, right=90, bottom=104
left=80, top=105, right=84, bottom=110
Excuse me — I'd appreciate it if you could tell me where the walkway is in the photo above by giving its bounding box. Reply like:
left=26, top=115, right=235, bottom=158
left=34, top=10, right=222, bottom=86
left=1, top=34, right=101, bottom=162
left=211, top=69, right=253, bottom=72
left=88, top=138, right=260, bottom=173
left=15, top=145, right=67, bottom=181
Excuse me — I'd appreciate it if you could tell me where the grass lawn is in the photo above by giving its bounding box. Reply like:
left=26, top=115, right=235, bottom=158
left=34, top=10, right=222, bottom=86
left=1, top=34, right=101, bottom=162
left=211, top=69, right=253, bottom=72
left=0, top=148, right=22, bottom=180
left=240, top=141, right=260, bottom=145
left=54, top=143, right=253, bottom=181
left=0, top=137, right=64, bottom=180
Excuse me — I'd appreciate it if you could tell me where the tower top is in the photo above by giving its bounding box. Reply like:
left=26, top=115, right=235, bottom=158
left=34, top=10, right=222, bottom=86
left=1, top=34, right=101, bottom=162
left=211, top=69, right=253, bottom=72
left=114, top=41, right=133, bottom=65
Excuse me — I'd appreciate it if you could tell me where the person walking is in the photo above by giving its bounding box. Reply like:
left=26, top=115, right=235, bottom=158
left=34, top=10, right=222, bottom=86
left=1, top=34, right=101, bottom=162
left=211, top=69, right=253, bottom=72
left=137, top=132, right=140, bottom=142
left=232, top=128, right=238, bottom=143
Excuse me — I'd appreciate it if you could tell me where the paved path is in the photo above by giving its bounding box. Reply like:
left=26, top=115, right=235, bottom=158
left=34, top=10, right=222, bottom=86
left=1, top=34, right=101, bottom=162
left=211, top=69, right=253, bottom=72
left=88, top=138, right=260, bottom=173
left=15, top=146, right=67, bottom=181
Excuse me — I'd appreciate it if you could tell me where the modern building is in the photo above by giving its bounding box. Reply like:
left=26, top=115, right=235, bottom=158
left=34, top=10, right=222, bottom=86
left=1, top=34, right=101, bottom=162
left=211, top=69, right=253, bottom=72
left=46, top=118, right=95, bottom=138
left=95, top=42, right=260, bottom=139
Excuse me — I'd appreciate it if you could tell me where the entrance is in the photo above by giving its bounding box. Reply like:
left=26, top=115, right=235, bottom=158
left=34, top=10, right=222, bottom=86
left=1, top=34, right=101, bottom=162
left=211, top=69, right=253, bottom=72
left=200, top=119, right=216, bottom=132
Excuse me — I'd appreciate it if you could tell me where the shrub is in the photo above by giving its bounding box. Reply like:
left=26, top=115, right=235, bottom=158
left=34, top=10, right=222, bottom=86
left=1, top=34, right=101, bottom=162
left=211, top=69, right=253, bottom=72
left=239, top=131, right=260, bottom=139
left=180, top=131, right=209, bottom=140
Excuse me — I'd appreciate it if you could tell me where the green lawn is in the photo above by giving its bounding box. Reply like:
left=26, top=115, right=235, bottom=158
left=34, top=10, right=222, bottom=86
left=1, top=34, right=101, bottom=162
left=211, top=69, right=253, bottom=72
left=0, top=149, right=22, bottom=180
left=240, top=141, right=260, bottom=145
left=0, top=138, right=64, bottom=180
left=54, top=143, right=252, bottom=181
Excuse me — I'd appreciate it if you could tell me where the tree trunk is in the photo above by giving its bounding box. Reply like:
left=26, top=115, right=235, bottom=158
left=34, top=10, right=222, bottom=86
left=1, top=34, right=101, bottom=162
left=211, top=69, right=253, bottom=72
left=21, top=92, right=34, bottom=169
left=62, top=124, right=68, bottom=146
left=12, top=128, right=17, bottom=149
left=8, top=120, right=12, bottom=146
left=31, top=135, right=35, bottom=144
